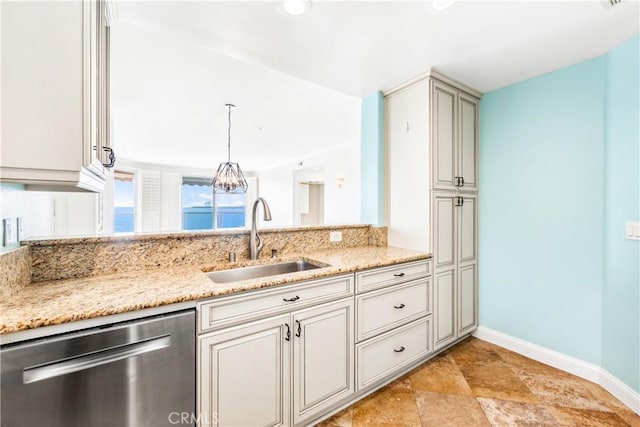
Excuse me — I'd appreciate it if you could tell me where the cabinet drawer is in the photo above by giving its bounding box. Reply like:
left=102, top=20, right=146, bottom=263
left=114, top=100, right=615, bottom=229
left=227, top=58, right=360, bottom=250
left=356, top=317, right=431, bottom=391
left=356, top=278, right=431, bottom=342
left=199, top=274, right=354, bottom=333
left=355, top=260, right=431, bottom=293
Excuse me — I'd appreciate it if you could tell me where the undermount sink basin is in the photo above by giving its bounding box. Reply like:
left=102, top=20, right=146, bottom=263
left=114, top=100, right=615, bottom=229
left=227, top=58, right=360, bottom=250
left=206, top=260, right=325, bottom=284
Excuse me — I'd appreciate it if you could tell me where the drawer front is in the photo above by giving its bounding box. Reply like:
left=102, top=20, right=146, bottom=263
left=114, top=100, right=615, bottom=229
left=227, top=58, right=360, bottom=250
left=356, top=317, right=431, bottom=391
left=356, top=260, right=431, bottom=293
left=199, top=274, right=354, bottom=333
left=356, top=278, right=431, bottom=342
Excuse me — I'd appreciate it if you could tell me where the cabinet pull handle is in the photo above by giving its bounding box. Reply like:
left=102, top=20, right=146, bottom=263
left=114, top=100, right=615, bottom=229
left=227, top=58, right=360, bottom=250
left=102, top=147, right=116, bottom=168
left=460, top=197, right=464, bottom=206
left=393, top=273, right=405, bottom=278
left=460, top=176, right=464, bottom=187
left=454, top=177, right=460, bottom=187
left=394, top=304, right=405, bottom=309
left=283, top=296, right=300, bottom=302
left=295, top=320, right=301, bottom=337
left=285, top=323, right=291, bottom=341
left=393, top=346, right=406, bottom=353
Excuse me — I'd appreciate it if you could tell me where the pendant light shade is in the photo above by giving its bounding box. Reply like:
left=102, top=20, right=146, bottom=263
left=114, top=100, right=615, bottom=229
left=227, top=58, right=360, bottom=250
left=212, top=104, right=248, bottom=194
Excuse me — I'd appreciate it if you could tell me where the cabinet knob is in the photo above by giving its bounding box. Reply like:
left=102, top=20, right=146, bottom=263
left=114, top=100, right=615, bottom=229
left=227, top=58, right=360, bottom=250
left=393, top=346, right=406, bottom=353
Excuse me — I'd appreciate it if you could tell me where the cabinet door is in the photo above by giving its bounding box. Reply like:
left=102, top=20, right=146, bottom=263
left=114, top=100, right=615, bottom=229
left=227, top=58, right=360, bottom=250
left=199, top=314, right=290, bottom=427
left=434, top=268, right=457, bottom=350
left=431, top=80, right=457, bottom=190
left=457, top=194, right=477, bottom=264
left=292, top=299, right=354, bottom=425
left=457, top=93, right=478, bottom=191
left=433, top=269, right=457, bottom=350
left=84, top=0, right=109, bottom=176
left=458, top=263, right=477, bottom=336
left=432, top=193, right=456, bottom=270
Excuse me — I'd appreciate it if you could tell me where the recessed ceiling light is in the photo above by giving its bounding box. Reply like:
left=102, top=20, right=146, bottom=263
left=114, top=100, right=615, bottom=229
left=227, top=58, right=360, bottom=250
left=283, top=0, right=310, bottom=16
left=431, top=0, right=457, bottom=10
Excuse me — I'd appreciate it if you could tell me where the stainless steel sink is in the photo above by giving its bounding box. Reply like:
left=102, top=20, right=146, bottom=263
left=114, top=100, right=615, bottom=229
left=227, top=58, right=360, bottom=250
left=206, top=260, right=324, bottom=283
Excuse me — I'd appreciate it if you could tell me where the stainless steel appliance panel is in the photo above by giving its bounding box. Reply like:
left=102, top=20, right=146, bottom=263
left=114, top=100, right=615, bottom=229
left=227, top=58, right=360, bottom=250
left=1, top=310, right=195, bottom=427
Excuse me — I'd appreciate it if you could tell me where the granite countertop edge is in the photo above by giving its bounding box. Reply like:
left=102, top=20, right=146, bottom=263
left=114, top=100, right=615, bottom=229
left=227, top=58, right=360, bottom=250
left=0, top=246, right=431, bottom=335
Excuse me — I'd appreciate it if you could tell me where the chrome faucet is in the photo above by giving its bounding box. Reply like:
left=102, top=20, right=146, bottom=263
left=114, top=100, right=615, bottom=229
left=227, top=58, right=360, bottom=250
left=250, top=197, right=272, bottom=260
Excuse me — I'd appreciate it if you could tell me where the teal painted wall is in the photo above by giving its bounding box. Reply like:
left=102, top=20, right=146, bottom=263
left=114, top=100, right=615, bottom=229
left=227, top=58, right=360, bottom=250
left=479, top=57, right=606, bottom=365
left=602, top=35, right=640, bottom=392
left=360, top=92, right=385, bottom=225
left=480, top=35, right=640, bottom=391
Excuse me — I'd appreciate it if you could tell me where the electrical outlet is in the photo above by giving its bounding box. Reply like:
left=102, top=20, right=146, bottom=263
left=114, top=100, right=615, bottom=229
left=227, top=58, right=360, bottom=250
left=329, top=231, right=342, bottom=242
left=3, top=218, right=16, bottom=246
left=626, top=222, right=640, bottom=240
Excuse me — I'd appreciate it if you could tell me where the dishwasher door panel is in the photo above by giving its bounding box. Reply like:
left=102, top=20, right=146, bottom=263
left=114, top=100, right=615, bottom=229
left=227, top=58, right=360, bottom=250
left=1, top=310, right=195, bottom=427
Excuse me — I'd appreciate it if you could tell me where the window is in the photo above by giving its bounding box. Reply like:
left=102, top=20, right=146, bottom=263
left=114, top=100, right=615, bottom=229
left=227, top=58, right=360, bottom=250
left=181, top=177, right=246, bottom=230
left=113, top=171, right=135, bottom=233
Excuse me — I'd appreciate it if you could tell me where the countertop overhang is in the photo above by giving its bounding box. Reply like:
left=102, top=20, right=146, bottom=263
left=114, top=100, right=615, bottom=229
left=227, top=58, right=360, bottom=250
left=0, top=246, right=430, bottom=339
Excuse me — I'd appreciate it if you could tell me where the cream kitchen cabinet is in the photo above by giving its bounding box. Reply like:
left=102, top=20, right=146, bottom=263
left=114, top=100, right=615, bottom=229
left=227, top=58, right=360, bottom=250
left=199, top=314, right=291, bottom=427
left=432, top=192, right=478, bottom=350
left=431, top=79, right=479, bottom=193
left=291, top=299, right=354, bottom=425
left=354, top=260, right=433, bottom=393
left=0, top=0, right=113, bottom=192
left=198, top=276, right=355, bottom=427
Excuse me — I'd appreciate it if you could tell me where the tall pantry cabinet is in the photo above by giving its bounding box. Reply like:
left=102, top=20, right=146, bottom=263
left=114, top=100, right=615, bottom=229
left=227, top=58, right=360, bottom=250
left=386, top=71, right=481, bottom=352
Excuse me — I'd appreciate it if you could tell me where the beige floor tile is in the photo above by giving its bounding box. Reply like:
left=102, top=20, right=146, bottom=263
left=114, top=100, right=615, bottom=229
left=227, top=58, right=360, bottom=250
left=408, top=352, right=473, bottom=396
left=516, top=369, right=612, bottom=412
left=450, top=338, right=506, bottom=368
left=550, top=406, right=632, bottom=427
left=460, top=363, right=539, bottom=403
left=477, top=397, right=560, bottom=426
left=316, top=406, right=353, bottom=427
left=351, top=380, right=421, bottom=427
left=415, top=390, right=490, bottom=427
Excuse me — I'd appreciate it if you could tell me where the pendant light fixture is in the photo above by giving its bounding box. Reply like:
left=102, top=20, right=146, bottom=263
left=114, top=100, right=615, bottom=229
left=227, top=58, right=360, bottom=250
left=212, top=104, right=248, bottom=194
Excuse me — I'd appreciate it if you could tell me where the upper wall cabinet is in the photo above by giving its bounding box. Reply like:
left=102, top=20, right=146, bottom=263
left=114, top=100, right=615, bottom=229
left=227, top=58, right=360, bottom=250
left=431, top=79, right=479, bottom=192
left=0, top=0, right=112, bottom=192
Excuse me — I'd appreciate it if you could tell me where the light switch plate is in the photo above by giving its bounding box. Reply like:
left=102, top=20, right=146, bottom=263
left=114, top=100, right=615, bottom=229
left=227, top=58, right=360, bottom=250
left=625, top=222, right=640, bottom=240
left=329, top=231, right=342, bottom=242
left=17, top=217, right=25, bottom=241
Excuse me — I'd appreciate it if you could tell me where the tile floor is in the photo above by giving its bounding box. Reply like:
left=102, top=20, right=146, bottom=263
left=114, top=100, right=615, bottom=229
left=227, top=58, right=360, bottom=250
left=317, top=337, right=640, bottom=427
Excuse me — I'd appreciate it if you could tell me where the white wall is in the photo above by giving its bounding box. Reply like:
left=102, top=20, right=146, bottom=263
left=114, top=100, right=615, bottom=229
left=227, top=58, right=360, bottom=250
left=257, top=142, right=361, bottom=227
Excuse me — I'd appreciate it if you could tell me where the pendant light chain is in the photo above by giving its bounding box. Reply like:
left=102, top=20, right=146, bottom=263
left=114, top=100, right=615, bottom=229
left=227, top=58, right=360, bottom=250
left=227, top=104, right=232, bottom=163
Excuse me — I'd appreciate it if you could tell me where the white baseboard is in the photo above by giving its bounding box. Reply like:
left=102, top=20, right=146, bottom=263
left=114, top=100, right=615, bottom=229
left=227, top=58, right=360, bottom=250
left=473, top=326, right=640, bottom=415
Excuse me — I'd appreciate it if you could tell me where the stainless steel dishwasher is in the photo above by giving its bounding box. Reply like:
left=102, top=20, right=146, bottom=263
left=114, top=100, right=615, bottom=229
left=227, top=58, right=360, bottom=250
left=1, top=310, right=195, bottom=427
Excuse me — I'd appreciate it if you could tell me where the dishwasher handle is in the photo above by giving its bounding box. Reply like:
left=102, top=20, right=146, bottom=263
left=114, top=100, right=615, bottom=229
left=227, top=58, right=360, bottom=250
left=23, top=335, right=171, bottom=384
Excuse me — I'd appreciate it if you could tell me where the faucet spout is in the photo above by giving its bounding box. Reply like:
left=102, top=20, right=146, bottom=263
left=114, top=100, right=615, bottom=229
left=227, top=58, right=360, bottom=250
left=250, top=197, right=272, bottom=260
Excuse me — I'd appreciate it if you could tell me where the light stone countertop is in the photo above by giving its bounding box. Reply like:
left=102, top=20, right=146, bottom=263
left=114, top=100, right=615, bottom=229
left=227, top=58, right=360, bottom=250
left=0, top=246, right=430, bottom=335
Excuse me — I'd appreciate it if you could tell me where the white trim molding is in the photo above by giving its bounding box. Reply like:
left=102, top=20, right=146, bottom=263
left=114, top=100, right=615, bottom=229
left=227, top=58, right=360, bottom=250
left=473, top=326, right=640, bottom=415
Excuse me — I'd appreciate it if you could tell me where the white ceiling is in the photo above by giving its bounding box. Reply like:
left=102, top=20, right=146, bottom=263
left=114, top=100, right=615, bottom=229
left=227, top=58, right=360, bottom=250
left=111, top=0, right=638, bottom=171
left=115, top=0, right=639, bottom=96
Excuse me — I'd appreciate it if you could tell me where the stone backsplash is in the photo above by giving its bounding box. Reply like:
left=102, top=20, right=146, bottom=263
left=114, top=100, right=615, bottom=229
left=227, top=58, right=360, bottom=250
left=23, top=225, right=387, bottom=283
left=0, top=246, right=31, bottom=300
